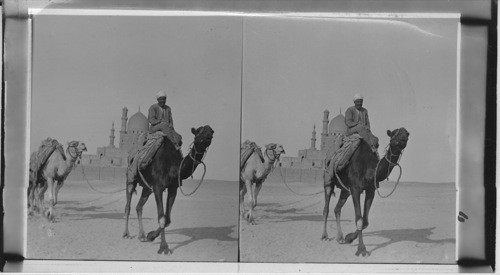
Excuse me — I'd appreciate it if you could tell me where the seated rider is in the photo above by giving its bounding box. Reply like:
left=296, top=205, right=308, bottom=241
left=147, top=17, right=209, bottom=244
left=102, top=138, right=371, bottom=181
left=148, top=90, right=182, bottom=151
left=344, top=93, right=378, bottom=151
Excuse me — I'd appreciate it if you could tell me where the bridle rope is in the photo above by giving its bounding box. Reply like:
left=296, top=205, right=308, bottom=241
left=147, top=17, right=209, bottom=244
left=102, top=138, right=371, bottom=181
left=374, top=142, right=404, bottom=198
left=278, top=166, right=324, bottom=196
left=276, top=146, right=323, bottom=197
left=67, top=145, right=79, bottom=159
left=75, top=145, right=127, bottom=194
left=178, top=141, right=209, bottom=196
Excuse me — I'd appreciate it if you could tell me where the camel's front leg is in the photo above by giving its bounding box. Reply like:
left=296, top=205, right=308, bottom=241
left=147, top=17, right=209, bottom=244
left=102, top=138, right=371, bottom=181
left=239, top=180, right=247, bottom=217
left=362, top=187, right=375, bottom=230
left=45, top=178, right=56, bottom=221
left=253, top=182, right=263, bottom=208
left=334, top=189, right=350, bottom=243
left=243, top=179, right=256, bottom=224
left=164, top=185, right=177, bottom=229
left=54, top=180, right=65, bottom=205
left=148, top=187, right=171, bottom=255
left=345, top=188, right=369, bottom=256
left=28, top=182, right=36, bottom=214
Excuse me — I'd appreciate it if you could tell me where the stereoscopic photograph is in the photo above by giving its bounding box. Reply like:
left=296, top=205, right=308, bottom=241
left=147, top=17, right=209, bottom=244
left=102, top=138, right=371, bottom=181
left=239, top=15, right=458, bottom=263
left=27, top=14, right=241, bottom=261
left=3, top=0, right=494, bottom=273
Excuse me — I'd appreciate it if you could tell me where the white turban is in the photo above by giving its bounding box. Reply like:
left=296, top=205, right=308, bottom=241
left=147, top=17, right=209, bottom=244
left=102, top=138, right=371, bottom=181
left=353, top=93, right=363, bottom=102
left=156, top=90, right=167, bottom=99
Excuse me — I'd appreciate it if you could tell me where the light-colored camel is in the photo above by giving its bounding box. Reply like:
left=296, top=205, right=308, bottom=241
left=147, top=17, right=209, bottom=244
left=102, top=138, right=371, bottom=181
left=240, top=143, right=285, bottom=224
left=29, top=141, right=87, bottom=221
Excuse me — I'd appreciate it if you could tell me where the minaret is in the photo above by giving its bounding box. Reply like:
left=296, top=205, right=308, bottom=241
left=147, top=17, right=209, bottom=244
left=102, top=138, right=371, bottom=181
left=109, top=122, right=115, bottom=148
left=310, top=124, right=317, bottom=150
left=321, top=109, right=329, bottom=151
left=120, top=107, right=128, bottom=148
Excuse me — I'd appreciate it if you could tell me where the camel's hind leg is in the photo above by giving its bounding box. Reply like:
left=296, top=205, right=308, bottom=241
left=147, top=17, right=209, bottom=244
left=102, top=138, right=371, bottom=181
left=136, top=186, right=152, bottom=241
left=37, top=182, right=48, bottom=216
left=321, top=183, right=334, bottom=241
left=334, top=189, right=350, bottom=243
left=122, top=181, right=137, bottom=239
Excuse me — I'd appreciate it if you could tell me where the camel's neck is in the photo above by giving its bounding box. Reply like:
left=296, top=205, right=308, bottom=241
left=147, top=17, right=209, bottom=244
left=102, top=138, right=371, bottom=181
left=264, top=150, right=277, bottom=166
left=376, top=146, right=401, bottom=182
left=180, top=144, right=206, bottom=180
left=58, top=148, right=79, bottom=177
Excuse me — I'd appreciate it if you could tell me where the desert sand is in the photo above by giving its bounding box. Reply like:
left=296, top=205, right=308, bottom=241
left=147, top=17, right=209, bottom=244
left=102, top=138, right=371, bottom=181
left=27, top=168, right=455, bottom=265
left=240, top=171, right=456, bottom=264
left=27, top=177, right=239, bottom=262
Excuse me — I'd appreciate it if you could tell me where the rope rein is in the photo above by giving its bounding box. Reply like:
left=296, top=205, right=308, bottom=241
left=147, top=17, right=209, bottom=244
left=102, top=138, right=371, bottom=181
left=274, top=147, right=323, bottom=197
left=332, top=168, right=351, bottom=194
left=80, top=164, right=126, bottom=194
left=178, top=142, right=209, bottom=197
left=374, top=144, right=404, bottom=198
left=67, top=146, right=78, bottom=159
left=278, top=166, right=323, bottom=196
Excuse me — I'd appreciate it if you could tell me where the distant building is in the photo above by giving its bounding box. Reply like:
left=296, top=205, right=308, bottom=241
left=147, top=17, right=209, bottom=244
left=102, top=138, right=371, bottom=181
left=280, top=109, right=347, bottom=170
left=80, top=107, right=149, bottom=167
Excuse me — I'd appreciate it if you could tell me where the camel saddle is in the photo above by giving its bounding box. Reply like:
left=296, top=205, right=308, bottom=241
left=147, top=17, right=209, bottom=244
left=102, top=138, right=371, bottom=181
left=325, top=134, right=362, bottom=174
left=29, top=138, right=66, bottom=183
left=240, top=140, right=264, bottom=170
left=126, top=132, right=180, bottom=183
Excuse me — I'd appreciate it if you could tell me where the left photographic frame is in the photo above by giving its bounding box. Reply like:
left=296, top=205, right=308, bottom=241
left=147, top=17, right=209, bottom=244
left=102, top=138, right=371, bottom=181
left=19, top=11, right=241, bottom=262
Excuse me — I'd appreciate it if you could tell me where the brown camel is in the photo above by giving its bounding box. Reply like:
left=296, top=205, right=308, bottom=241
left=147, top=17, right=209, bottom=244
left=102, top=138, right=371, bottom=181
left=321, top=128, right=409, bottom=256
left=240, top=143, right=285, bottom=224
left=28, top=141, right=87, bottom=220
left=122, top=125, right=214, bottom=255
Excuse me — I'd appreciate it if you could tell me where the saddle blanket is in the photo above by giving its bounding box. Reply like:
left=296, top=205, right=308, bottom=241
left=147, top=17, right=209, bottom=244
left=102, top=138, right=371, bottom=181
left=240, top=140, right=264, bottom=171
left=29, top=138, right=65, bottom=184
left=126, top=132, right=169, bottom=183
left=326, top=134, right=362, bottom=174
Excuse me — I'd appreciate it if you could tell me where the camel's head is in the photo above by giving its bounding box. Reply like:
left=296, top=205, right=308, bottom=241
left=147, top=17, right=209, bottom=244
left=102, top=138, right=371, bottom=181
left=265, top=143, right=285, bottom=161
left=67, top=141, right=88, bottom=157
left=387, top=128, right=409, bottom=153
left=191, top=125, right=214, bottom=151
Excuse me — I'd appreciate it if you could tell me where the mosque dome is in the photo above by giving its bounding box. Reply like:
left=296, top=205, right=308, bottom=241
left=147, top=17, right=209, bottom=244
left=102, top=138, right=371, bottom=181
left=127, top=111, right=149, bottom=133
left=329, top=113, right=347, bottom=135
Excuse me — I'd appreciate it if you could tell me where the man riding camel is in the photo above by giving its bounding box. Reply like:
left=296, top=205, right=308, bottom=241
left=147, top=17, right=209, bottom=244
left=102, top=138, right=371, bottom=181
left=148, top=90, right=182, bottom=151
left=344, top=93, right=378, bottom=151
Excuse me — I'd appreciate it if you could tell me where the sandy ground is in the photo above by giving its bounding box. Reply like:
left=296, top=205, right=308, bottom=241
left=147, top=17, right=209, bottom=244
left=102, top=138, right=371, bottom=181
left=240, top=179, right=456, bottom=263
left=27, top=174, right=455, bottom=265
left=27, top=179, right=239, bottom=262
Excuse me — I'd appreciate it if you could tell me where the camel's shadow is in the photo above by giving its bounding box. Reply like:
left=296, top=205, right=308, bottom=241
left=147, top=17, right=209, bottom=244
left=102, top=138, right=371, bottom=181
left=157, top=225, right=238, bottom=252
left=364, top=227, right=455, bottom=254
left=257, top=203, right=350, bottom=223
left=61, top=200, right=152, bottom=221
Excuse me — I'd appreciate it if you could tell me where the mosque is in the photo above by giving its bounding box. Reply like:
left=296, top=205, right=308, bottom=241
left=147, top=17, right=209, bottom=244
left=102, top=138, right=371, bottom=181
left=79, top=107, right=149, bottom=167
left=280, top=109, right=347, bottom=170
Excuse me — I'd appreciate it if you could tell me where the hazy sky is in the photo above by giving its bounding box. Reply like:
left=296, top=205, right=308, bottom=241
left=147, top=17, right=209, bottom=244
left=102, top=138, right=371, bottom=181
left=241, top=17, right=458, bottom=183
left=31, top=14, right=457, bottom=183
left=31, top=15, right=242, bottom=181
